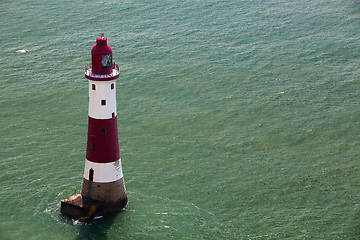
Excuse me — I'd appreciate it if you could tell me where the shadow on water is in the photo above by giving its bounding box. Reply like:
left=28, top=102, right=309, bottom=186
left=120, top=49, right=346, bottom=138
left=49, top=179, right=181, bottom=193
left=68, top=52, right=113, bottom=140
left=75, top=213, right=118, bottom=240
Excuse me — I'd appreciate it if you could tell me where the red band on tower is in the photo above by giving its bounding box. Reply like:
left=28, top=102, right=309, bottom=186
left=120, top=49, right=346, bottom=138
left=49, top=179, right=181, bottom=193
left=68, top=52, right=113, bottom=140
left=86, top=116, right=120, bottom=163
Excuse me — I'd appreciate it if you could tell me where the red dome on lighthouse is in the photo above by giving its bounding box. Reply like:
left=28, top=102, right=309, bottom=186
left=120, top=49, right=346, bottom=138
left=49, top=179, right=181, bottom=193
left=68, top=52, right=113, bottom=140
left=85, top=36, right=119, bottom=81
left=91, top=36, right=113, bottom=75
left=91, top=37, right=112, bottom=54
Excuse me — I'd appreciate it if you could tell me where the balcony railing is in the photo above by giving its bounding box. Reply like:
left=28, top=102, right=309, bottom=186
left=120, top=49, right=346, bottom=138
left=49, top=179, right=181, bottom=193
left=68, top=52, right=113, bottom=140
left=85, top=62, right=119, bottom=80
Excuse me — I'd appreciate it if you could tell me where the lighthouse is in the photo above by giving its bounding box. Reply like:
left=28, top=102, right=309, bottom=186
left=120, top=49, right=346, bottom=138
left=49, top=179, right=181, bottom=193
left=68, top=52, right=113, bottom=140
left=61, top=35, right=128, bottom=219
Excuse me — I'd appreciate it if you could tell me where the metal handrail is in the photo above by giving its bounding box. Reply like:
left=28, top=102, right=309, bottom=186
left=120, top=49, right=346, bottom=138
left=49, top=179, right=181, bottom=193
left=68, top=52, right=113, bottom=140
left=85, top=62, right=119, bottom=77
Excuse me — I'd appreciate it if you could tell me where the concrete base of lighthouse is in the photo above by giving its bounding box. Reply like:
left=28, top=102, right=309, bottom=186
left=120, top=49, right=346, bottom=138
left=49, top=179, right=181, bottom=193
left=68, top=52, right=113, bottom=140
left=60, top=178, right=127, bottom=220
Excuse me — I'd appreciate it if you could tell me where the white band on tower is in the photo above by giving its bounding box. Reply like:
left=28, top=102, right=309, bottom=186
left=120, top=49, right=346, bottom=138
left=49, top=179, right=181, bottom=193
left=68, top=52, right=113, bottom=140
left=88, top=80, right=117, bottom=119
left=83, top=158, right=124, bottom=183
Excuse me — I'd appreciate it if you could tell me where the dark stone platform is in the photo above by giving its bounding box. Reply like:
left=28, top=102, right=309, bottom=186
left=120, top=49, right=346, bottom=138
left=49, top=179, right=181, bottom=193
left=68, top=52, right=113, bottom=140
left=60, top=193, right=127, bottom=220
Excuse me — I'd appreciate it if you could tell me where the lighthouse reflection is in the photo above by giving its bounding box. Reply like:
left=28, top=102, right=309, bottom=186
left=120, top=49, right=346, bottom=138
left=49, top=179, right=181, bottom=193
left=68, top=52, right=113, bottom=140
left=75, top=212, right=118, bottom=240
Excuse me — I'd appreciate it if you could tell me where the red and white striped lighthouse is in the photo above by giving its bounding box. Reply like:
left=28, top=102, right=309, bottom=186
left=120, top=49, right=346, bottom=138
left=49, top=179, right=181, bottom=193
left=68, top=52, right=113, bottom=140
left=61, top=35, right=127, bottom=219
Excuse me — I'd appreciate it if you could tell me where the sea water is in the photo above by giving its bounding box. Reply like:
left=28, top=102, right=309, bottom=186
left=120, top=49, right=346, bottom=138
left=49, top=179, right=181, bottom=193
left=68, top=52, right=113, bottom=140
left=1, top=0, right=360, bottom=239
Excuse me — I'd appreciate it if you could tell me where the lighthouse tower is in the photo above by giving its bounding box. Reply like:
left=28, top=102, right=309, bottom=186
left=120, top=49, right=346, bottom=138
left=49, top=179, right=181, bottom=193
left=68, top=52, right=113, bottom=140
left=61, top=36, right=127, bottom=219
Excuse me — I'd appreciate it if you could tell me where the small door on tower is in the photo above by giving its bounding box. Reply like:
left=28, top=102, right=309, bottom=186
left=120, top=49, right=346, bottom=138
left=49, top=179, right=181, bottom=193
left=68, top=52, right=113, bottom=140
left=89, top=168, right=94, bottom=182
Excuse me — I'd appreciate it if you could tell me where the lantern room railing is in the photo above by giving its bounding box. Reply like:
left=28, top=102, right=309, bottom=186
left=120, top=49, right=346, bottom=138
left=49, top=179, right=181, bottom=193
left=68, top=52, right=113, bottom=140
left=85, top=62, right=119, bottom=80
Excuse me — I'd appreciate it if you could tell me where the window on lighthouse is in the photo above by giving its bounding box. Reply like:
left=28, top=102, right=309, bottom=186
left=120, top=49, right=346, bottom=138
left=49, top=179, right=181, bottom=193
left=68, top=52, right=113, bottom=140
left=101, top=99, right=106, bottom=105
left=111, top=83, right=114, bottom=89
left=92, top=84, right=96, bottom=90
left=90, top=142, right=95, bottom=152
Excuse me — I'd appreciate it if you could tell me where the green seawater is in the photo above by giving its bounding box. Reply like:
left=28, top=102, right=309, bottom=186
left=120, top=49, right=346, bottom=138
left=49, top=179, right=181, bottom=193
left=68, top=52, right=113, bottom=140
left=1, top=0, right=360, bottom=239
